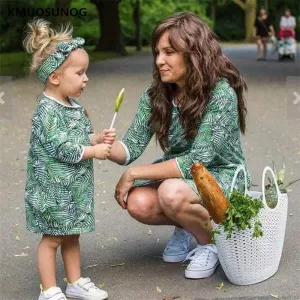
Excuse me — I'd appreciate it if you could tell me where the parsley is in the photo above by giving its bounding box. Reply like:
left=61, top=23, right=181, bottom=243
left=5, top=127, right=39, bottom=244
left=212, top=190, right=264, bottom=243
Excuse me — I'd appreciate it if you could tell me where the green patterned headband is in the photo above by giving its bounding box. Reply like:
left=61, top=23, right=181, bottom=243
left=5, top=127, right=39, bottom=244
left=36, top=37, right=85, bottom=83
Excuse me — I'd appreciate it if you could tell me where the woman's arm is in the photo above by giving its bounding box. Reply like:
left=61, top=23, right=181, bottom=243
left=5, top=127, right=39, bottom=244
left=108, top=90, right=154, bottom=166
left=280, top=16, right=285, bottom=29
left=114, top=159, right=181, bottom=209
left=128, top=159, right=181, bottom=181
left=253, top=26, right=257, bottom=38
left=108, top=141, right=127, bottom=165
left=269, top=25, right=275, bottom=36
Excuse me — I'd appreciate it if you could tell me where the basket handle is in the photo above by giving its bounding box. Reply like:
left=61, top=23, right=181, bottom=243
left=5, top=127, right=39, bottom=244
left=230, top=165, right=248, bottom=195
left=262, top=166, right=281, bottom=209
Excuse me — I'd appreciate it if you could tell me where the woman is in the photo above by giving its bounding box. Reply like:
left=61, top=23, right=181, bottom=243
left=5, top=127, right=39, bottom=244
left=108, top=12, right=251, bottom=279
left=279, top=8, right=296, bottom=38
left=253, top=8, right=275, bottom=60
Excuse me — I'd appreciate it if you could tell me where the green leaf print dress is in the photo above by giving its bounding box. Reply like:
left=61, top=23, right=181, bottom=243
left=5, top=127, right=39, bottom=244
left=25, top=93, right=95, bottom=235
left=120, top=79, right=251, bottom=198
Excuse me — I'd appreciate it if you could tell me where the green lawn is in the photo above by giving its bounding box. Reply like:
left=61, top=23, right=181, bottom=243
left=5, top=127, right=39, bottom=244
left=0, top=46, right=151, bottom=79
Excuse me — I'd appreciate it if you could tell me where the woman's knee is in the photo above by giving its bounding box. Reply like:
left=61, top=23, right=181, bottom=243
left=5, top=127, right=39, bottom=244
left=157, top=180, right=187, bottom=214
left=127, top=189, right=157, bottom=222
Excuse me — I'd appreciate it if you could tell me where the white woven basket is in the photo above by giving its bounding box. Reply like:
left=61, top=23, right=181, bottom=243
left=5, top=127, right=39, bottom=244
left=214, top=165, right=288, bottom=285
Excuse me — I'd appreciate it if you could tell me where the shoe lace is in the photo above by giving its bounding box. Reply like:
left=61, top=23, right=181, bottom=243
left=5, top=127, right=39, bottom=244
left=166, top=228, right=190, bottom=252
left=185, top=245, right=217, bottom=266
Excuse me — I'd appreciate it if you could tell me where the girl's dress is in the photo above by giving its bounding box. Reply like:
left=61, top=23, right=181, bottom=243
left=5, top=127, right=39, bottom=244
left=120, top=79, right=251, bottom=199
left=25, top=93, right=94, bottom=235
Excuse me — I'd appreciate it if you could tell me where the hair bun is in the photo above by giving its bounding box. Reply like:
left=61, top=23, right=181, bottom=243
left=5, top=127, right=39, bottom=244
left=23, top=18, right=53, bottom=53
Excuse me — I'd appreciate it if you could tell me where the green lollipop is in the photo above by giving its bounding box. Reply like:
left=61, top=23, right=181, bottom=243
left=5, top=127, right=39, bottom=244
left=110, top=88, right=125, bottom=129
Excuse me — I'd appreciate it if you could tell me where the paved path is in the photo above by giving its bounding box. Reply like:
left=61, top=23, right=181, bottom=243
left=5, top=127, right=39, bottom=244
left=0, top=44, right=299, bottom=300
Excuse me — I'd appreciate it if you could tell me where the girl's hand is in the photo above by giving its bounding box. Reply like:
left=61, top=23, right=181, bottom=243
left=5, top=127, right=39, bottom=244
left=93, top=143, right=112, bottom=160
left=114, top=169, right=135, bottom=209
left=102, top=128, right=116, bottom=145
left=89, top=133, right=104, bottom=145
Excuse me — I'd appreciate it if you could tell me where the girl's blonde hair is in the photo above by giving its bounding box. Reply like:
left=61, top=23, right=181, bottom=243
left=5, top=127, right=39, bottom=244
left=23, top=18, right=73, bottom=73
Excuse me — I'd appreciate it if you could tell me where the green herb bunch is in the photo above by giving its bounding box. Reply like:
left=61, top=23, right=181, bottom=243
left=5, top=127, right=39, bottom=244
left=212, top=190, right=264, bottom=243
left=265, top=159, right=300, bottom=208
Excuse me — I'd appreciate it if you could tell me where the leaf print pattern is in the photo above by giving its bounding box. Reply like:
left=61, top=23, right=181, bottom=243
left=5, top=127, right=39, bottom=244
left=121, top=79, right=251, bottom=198
left=25, top=95, right=95, bottom=235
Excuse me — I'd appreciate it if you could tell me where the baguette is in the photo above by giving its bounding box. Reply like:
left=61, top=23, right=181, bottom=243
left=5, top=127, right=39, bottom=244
left=191, top=162, right=229, bottom=224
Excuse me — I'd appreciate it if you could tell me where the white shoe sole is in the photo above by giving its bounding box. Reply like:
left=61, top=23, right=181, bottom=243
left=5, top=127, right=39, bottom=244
left=185, top=261, right=220, bottom=279
left=66, top=291, right=108, bottom=300
left=163, top=252, right=188, bottom=263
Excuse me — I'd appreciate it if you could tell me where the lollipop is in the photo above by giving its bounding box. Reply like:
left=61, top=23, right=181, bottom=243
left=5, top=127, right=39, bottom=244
left=110, top=88, right=125, bottom=129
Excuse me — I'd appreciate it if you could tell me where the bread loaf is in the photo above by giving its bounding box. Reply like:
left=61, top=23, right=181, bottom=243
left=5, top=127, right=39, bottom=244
left=191, top=162, right=229, bottom=224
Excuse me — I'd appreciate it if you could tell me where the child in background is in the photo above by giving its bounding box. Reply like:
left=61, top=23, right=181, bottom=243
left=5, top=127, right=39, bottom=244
left=23, top=18, right=115, bottom=300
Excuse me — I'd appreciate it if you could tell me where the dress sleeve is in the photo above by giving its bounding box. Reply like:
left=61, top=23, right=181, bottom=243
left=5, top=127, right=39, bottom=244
left=35, top=108, right=84, bottom=164
left=175, top=81, right=239, bottom=179
left=120, top=90, right=154, bottom=165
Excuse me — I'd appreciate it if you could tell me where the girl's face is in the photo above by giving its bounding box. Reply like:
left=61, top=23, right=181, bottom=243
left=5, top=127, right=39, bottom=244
left=58, top=49, right=89, bottom=98
left=155, top=32, right=187, bottom=87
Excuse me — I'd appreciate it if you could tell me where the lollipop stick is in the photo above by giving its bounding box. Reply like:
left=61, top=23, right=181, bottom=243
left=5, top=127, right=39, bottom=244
left=110, top=112, right=117, bottom=129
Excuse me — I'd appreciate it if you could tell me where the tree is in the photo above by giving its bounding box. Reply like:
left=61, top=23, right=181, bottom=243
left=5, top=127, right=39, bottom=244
left=233, top=0, right=257, bottom=42
left=53, top=0, right=71, bottom=26
left=133, top=0, right=142, bottom=51
left=91, top=0, right=126, bottom=55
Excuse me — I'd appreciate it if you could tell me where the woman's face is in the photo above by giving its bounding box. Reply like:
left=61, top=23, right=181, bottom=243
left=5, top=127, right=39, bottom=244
left=259, top=9, right=267, bottom=19
left=155, top=32, right=187, bottom=87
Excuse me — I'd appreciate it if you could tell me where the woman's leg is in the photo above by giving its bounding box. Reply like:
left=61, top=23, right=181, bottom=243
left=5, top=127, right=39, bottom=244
left=257, top=38, right=263, bottom=59
left=262, top=37, right=268, bottom=59
left=126, top=183, right=180, bottom=226
left=38, top=234, right=64, bottom=290
left=157, top=179, right=211, bottom=245
left=61, top=235, right=81, bottom=283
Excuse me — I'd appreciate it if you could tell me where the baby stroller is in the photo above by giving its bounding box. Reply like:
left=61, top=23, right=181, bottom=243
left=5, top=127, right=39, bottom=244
left=278, top=29, right=296, bottom=61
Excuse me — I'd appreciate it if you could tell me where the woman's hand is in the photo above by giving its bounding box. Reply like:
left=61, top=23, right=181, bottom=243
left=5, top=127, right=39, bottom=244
left=102, top=128, right=116, bottom=145
left=114, top=169, right=135, bottom=209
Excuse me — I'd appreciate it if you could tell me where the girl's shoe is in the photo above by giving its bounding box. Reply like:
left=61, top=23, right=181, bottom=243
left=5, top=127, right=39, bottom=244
left=66, top=277, right=108, bottom=300
left=38, top=286, right=67, bottom=300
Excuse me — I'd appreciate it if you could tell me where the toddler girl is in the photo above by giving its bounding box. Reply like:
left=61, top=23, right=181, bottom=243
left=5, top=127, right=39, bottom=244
left=23, top=18, right=115, bottom=300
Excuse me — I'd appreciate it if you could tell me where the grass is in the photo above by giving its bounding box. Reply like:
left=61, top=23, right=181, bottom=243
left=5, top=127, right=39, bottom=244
left=0, top=46, right=151, bottom=79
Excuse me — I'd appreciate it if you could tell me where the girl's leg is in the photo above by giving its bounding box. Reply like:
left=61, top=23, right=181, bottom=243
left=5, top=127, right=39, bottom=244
left=38, top=234, right=64, bottom=290
left=157, top=179, right=211, bottom=245
left=61, top=235, right=81, bottom=283
left=126, top=183, right=180, bottom=226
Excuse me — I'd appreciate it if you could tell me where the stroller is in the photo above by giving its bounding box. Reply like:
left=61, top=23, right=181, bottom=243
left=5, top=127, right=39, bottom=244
left=277, top=29, right=296, bottom=61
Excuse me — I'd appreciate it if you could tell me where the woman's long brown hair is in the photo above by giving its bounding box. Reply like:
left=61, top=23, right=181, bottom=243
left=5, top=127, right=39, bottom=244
left=148, top=12, right=247, bottom=152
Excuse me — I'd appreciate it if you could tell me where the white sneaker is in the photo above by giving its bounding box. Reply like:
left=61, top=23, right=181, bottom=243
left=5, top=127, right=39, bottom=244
left=184, top=244, right=219, bottom=279
left=38, top=286, right=67, bottom=300
left=65, top=277, right=108, bottom=300
left=163, top=227, right=191, bottom=263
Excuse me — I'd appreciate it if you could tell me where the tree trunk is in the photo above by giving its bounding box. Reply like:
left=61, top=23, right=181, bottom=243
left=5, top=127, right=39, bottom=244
left=54, top=0, right=71, bottom=26
left=133, top=0, right=142, bottom=51
left=233, top=0, right=257, bottom=42
left=91, top=0, right=126, bottom=55
left=264, top=0, right=268, bottom=11
left=245, top=0, right=257, bottom=42
left=211, top=0, right=216, bottom=30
